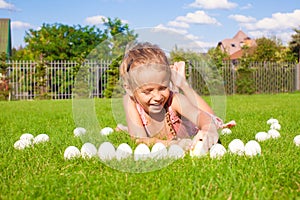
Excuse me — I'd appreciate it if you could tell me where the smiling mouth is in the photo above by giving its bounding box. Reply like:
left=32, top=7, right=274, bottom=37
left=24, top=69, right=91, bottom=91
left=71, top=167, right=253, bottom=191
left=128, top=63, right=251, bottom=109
left=149, top=104, right=163, bottom=109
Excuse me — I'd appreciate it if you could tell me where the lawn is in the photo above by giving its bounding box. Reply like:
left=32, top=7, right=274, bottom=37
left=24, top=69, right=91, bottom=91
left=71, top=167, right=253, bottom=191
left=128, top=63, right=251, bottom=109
left=0, top=93, right=299, bottom=199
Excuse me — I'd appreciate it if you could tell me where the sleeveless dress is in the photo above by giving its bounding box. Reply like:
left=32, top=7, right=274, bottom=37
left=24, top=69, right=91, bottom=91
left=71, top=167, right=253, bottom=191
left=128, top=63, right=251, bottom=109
left=135, top=91, right=200, bottom=139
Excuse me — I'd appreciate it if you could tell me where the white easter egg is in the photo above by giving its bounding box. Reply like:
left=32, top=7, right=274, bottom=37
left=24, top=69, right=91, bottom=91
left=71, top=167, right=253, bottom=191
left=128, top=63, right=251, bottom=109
left=116, top=143, right=133, bottom=160
left=81, top=142, right=98, bottom=159
left=151, top=142, right=168, bottom=159
left=14, top=139, right=32, bottom=150
left=73, top=127, right=86, bottom=137
left=33, top=134, right=50, bottom=144
left=189, top=141, right=207, bottom=158
left=134, top=143, right=151, bottom=161
left=255, top=132, right=270, bottom=142
left=20, top=133, right=34, bottom=141
left=267, top=118, right=279, bottom=125
left=270, top=123, right=281, bottom=130
left=98, top=142, right=116, bottom=161
left=221, top=128, right=232, bottom=135
left=64, top=146, right=81, bottom=160
left=244, top=140, right=261, bottom=157
left=268, top=129, right=280, bottom=139
left=210, top=143, right=226, bottom=159
left=168, top=144, right=185, bottom=159
left=294, top=135, right=300, bottom=146
left=100, top=127, right=114, bottom=136
left=228, top=139, right=245, bottom=156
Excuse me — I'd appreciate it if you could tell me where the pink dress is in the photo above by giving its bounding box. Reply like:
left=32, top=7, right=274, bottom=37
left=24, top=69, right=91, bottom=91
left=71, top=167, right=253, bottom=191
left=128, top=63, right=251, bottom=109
left=135, top=92, right=199, bottom=139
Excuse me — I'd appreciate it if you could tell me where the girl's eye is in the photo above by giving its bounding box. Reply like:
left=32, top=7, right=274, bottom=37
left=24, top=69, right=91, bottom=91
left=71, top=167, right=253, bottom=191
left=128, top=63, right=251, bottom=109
left=159, top=86, right=167, bottom=91
left=142, top=89, right=152, bottom=94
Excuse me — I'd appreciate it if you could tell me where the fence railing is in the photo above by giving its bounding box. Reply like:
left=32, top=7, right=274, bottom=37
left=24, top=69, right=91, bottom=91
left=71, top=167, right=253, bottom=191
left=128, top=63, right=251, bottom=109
left=7, top=60, right=111, bottom=100
left=3, top=60, right=300, bottom=100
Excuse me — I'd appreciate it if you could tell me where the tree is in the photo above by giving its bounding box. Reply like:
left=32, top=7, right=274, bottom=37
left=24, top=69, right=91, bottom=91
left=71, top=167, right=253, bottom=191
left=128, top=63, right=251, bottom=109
left=87, top=17, right=138, bottom=60
left=289, top=27, right=300, bottom=62
left=86, top=18, right=137, bottom=98
left=0, top=52, right=10, bottom=100
left=15, top=23, right=106, bottom=61
left=207, top=46, right=230, bottom=69
left=252, top=37, right=280, bottom=62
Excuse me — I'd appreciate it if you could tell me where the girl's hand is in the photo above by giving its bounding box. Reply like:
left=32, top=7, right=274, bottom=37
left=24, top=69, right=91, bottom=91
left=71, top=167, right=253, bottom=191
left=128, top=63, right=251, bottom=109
left=190, top=127, right=219, bottom=152
left=170, top=61, right=188, bottom=89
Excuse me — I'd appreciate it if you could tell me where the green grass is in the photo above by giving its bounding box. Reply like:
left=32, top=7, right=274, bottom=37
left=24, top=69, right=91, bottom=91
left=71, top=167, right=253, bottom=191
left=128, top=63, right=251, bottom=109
left=0, top=93, right=300, bottom=199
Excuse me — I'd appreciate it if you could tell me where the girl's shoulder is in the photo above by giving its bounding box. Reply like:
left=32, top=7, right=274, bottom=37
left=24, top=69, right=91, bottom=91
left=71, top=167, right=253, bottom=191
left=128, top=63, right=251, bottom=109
left=168, top=92, right=187, bottom=109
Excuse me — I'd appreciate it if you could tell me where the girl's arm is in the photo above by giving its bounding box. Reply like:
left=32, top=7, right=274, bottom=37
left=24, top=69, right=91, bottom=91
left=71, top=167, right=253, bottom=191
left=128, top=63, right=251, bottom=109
left=135, top=137, right=177, bottom=147
left=170, top=61, right=214, bottom=115
left=172, top=93, right=219, bottom=151
left=123, top=94, right=148, bottom=138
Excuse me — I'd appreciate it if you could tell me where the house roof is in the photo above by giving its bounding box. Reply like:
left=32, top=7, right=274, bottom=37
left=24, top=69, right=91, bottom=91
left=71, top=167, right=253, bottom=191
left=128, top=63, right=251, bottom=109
left=218, top=30, right=256, bottom=59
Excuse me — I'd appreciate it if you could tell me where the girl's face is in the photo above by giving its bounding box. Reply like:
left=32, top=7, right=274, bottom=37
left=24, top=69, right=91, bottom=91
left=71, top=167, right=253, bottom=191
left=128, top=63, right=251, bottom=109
left=130, top=66, right=170, bottom=114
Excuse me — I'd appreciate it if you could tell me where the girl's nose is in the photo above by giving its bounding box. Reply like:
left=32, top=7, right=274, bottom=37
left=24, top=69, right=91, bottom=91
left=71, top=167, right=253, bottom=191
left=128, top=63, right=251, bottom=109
left=152, top=90, right=162, bottom=101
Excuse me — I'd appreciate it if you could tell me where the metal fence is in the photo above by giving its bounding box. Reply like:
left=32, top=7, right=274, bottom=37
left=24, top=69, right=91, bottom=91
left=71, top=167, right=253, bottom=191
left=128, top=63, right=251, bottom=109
left=4, top=60, right=300, bottom=100
left=7, top=60, right=111, bottom=100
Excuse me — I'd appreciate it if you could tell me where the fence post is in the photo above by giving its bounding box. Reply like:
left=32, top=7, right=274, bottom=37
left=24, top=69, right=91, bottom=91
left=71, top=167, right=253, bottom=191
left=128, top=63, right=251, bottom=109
left=296, top=63, right=300, bottom=91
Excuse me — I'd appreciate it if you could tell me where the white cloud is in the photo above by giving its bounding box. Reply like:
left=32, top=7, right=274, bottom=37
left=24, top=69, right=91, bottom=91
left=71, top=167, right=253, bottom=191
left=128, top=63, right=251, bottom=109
left=175, top=11, right=221, bottom=26
left=185, top=34, right=199, bottom=41
left=0, top=0, right=15, bottom=10
left=239, top=9, right=300, bottom=45
left=248, top=30, right=293, bottom=45
left=11, top=21, right=32, bottom=29
left=154, top=24, right=188, bottom=35
left=85, top=15, right=108, bottom=25
left=276, top=31, right=294, bottom=44
left=85, top=15, right=129, bottom=26
left=153, top=24, right=216, bottom=51
left=240, top=3, right=252, bottom=10
left=189, top=0, right=237, bottom=10
left=228, top=14, right=256, bottom=23
left=243, top=9, right=300, bottom=31
left=167, top=20, right=190, bottom=28
left=152, top=11, right=220, bottom=52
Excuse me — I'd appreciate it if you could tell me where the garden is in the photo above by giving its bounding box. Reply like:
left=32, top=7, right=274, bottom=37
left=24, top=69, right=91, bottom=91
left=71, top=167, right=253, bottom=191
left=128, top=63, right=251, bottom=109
left=0, top=93, right=299, bottom=199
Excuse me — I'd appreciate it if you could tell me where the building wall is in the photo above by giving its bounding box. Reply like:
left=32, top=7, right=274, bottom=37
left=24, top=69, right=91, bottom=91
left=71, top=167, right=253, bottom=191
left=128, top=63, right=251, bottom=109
left=0, top=18, right=12, bottom=57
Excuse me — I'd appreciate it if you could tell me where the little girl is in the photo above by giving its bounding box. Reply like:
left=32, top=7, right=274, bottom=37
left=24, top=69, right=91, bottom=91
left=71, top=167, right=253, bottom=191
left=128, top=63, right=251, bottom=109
left=119, top=42, right=222, bottom=151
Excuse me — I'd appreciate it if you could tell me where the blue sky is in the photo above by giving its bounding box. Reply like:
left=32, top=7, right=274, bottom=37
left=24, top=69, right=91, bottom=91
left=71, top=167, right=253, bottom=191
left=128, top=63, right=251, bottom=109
left=1, top=0, right=300, bottom=52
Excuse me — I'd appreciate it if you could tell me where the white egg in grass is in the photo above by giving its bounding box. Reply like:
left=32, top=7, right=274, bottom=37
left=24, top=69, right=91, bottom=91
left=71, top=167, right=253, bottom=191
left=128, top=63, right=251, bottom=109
left=270, top=123, right=281, bottom=130
left=33, top=134, right=50, bottom=144
left=268, top=129, right=280, bottom=139
left=134, top=143, right=151, bottom=161
left=98, top=142, right=116, bottom=161
left=209, top=143, right=227, bottom=159
left=116, top=143, right=133, bottom=160
left=255, top=132, right=270, bottom=142
left=221, top=128, right=232, bottom=135
left=64, top=146, right=81, bottom=160
left=293, top=135, right=300, bottom=146
left=244, top=140, right=261, bottom=157
left=73, top=127, right=86, bottom=137
left=14, top=139, right=32, bottom=150
left=228, top=139, right=245, bottom=156
left=168, top=144, right=185, bottom=159
left=20, top=133, right=34, bottom=141
left=267, top=118, right=279, bottom=125
left=151, top=142, right=168, bottom=159
left=100, top=127, right=114, bottom=136
left=81, top=143, right=98, bottom=159
left=189, top=141, right=207, bottom=158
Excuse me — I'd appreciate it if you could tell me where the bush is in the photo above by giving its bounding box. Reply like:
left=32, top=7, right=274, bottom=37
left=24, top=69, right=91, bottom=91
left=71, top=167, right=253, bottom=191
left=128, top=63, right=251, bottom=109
left=235, top=67, right=255, bottom=94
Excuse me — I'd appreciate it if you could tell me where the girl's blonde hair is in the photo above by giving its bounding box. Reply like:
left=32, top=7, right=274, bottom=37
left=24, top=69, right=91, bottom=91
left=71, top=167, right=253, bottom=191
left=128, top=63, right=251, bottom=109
left=120, top=42, right=170, bottom=79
